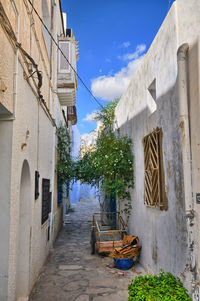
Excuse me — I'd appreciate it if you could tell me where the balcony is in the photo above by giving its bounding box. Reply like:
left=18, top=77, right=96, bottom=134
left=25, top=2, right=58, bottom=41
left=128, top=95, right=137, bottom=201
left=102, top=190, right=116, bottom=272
left=57, top=30, right=79, bottom=107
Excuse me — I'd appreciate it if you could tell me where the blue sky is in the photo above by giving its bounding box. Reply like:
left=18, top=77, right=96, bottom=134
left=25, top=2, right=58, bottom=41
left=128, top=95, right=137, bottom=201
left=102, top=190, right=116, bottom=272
left=61, top=0, right=174, bottom=135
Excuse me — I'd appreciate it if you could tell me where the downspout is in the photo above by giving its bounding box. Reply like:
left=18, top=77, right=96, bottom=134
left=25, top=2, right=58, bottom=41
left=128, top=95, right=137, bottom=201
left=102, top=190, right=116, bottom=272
left=177, top=44, right=198, bottom=299
left=0, top=0, right=19, bottom=121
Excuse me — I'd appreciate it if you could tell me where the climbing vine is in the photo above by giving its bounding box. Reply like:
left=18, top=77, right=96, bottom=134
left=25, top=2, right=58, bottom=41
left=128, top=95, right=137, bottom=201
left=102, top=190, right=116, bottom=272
left=57, top=125, right=73, bottom=185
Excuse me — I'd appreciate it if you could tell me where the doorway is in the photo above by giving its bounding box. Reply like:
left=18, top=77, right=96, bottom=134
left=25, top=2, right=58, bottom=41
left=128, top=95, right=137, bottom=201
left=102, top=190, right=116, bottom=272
left=16, top=160, right=31, bottom=301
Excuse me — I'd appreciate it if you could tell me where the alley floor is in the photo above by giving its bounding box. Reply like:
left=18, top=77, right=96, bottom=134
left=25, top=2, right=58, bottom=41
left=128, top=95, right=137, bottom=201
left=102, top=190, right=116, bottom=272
left=29, top=198, right=145, bottom=301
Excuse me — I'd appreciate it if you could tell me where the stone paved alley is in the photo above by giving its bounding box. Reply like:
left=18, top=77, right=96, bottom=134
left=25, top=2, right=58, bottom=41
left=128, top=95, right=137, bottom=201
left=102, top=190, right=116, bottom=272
left=29, top=199, right=145, bottom=301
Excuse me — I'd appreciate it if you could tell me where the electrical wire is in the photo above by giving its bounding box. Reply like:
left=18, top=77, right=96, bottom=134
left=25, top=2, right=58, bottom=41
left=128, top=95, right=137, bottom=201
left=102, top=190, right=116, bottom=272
left=27, top=0, right=104, bottom=109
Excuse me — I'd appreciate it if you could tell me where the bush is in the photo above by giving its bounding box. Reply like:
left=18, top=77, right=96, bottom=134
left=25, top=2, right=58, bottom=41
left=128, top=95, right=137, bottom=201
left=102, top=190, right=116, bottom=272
left=128, top=271, right=191, bottom=301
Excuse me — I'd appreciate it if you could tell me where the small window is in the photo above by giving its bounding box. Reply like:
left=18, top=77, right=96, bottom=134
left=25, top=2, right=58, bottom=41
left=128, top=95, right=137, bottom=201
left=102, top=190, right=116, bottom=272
left=143, top=128, right=167, bottom=210
left=57, top=179, right=62, bottom=206
left=147, top=79, right=157, bottom=114
left=58, top=42, right=70, bottom=72
left=35, top=171, right=40, bottom=200
left=41, top=179, right=52, bottom=224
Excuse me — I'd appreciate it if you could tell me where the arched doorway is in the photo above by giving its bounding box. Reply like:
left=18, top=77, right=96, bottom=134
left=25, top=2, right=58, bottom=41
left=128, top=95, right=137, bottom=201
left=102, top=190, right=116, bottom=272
left=16, top=160, right=31, bottom=301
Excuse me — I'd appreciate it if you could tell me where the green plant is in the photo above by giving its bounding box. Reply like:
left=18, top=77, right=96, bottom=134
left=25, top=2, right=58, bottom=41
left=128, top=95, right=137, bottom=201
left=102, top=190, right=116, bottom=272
left=73, top=151, right=101, bottom=186
left=128, top=271, right=192, bottom=301
left=94, top=98, right=119, bottom=131
left=72, top=100, right=134, bottom=219
left=92, top=131, right=134, bottom=200
left=57, top=125, right=72, bottom=185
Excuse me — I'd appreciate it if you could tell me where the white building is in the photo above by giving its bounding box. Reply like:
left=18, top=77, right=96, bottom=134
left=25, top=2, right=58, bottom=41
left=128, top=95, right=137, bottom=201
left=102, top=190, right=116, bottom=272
left=0, top=1, right=78, bottom=300
left=115, top=0, right=200, bottom=298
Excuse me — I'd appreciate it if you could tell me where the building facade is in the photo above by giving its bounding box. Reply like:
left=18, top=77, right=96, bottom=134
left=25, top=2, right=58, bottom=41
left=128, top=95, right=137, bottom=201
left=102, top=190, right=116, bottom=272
left=0, top=1, right=78, bottom=300
left=115, top=0, right=200, bottom=299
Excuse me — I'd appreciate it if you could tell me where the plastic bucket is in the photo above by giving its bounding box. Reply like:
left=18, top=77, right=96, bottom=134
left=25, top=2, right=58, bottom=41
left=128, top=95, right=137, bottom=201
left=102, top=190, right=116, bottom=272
left=114, top=258, right=134, bottom=270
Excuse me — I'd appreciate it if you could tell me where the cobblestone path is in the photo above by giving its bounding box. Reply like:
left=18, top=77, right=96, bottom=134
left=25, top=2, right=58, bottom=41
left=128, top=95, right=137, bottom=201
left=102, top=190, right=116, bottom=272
left=29, top=198, right=145, bottom=301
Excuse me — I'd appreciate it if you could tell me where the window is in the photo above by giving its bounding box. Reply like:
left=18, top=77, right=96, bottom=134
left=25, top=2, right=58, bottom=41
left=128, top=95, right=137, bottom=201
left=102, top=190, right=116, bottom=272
left=143, top=128, right=167, bottom=210
left=58, top=42, right=70, bottom=72
left=35, top=171, right=40, bottom=200
left=147, top=79, right=157, bottom=114
left=57, top=179, right=62, bottom=206
left=41, top=179, right=52, bottom=224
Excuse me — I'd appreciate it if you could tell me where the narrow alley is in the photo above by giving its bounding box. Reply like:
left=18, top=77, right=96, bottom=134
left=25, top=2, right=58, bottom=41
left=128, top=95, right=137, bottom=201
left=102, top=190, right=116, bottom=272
left=29, top=198, right=144, bottom=301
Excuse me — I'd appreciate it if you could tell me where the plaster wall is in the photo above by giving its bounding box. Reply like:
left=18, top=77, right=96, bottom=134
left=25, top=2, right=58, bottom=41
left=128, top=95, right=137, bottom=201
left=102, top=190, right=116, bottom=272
left=189, top=44, right=200, bottom=284
left=0, top=21, right=15, bottom=114
left=115, top=4, right=188, bottom=280
left=0, top=1, right=67, bottom=300
left=7, top=62, right=57, bottom=301
left=0, top=121, right=13, bottom=300
left=0, top=0, right=64, bottom=115
left=176, top=0, right=200, bottom=286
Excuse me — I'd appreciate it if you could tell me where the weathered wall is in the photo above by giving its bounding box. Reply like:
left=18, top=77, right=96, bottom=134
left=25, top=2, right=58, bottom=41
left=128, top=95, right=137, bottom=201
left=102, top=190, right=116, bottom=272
left=7, top=61, right=57, bottom=301
left=0, top=121, right=13, bottom=300
left=176, top=0, right=200, bottom=290
left=0, top=1, right=67, bottom=300
left=115, top=3, right=188, bottom=280
left=0, top=27, right=15, bottom=115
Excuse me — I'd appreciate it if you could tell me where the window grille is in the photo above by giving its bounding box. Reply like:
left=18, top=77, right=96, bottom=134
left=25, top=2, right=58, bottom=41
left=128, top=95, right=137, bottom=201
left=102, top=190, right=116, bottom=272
left=41, top=179, right=51, bottom=224
left=143, top=128, right=167, bottom=210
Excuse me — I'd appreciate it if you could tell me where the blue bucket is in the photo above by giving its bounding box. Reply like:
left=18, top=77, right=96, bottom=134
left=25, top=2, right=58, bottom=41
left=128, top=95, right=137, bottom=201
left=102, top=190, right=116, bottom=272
left=114, top=258, right=134, bottom=270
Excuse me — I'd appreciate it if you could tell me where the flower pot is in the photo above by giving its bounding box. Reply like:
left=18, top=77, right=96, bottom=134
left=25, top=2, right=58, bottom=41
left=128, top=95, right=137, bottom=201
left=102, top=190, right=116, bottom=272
left=114, top=258, right=134, bottom=270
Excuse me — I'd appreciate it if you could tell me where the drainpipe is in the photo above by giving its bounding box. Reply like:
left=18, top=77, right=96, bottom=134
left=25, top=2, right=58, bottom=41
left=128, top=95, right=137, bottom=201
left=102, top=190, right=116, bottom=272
left=177, top=44, right=198, bottom=300
left=0, top=0, right=19, bottom=121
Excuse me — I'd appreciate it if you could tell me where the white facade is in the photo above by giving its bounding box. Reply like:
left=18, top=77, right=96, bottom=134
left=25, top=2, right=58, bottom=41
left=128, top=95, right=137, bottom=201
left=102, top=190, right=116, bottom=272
left=0, top=1, right=78, bottom=300
left=115, top=0, right=200, bottom=298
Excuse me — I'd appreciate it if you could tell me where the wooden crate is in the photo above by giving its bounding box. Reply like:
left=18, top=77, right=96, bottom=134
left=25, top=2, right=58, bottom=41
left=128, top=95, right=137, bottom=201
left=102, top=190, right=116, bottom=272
left=96, top=240, right=123, bottom=254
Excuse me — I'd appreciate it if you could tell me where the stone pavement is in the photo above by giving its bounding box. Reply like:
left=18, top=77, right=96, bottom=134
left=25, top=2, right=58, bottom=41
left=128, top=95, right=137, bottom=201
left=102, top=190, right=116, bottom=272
left=29, top=198, right=145, bottom=301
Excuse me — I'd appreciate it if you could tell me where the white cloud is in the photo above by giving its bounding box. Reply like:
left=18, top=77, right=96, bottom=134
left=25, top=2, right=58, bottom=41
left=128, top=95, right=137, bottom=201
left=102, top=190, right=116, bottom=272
left=83, top=111, right=99, bottom=123
left=121, top=44, right=146, bottom=61
left=91, top=44, right=146, bottom=101
left=120, top=41, right=131, bottom=48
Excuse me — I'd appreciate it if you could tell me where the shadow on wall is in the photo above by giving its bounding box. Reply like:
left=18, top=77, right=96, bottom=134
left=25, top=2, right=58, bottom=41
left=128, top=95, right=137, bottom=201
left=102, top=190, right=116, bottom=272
left=116, top=77, right=188, bottom=277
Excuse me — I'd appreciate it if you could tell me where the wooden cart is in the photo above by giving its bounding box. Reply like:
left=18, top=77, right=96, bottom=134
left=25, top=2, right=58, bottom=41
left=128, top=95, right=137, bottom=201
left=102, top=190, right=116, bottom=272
left=90, top=212, right=127, bottom=254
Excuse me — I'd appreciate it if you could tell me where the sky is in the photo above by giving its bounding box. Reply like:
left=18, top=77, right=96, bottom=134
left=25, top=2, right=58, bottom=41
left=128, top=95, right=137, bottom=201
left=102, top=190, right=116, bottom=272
left=61, top=0, right=175, bottom=136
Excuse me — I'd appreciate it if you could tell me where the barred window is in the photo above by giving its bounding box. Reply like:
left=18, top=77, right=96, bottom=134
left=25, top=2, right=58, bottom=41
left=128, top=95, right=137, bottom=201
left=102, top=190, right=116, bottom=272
left=143, top=128, right=167, bottom=210
left=41, top=179, right=52, bottom=224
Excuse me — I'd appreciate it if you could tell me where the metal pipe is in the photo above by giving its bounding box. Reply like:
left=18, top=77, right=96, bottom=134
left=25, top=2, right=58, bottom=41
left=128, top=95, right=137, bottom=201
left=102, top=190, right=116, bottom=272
left=177, top=43, right=197, bottom=298
left=0, top=0, right=19, bottom=121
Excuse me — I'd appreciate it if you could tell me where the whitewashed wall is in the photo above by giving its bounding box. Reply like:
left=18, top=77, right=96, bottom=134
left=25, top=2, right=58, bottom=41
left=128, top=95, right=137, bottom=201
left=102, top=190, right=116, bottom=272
left=115, top=2, right=187, bottom=281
